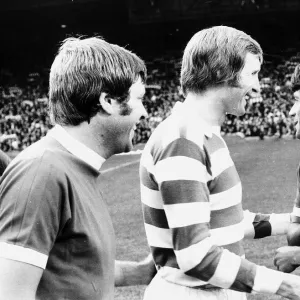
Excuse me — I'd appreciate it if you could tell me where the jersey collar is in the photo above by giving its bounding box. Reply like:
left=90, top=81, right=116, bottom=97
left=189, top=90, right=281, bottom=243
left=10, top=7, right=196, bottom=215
left=48, top=125, right=105, bottom=171
left=171, top=101, right=216, bottom=138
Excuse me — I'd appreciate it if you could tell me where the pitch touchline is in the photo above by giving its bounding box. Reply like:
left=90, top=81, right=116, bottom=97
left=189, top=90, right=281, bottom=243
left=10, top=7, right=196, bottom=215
left=101, top=159, right=140, bottom=174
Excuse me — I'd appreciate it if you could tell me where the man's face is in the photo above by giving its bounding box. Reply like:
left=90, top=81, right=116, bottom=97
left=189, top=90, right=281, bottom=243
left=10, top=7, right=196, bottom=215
left=224, top=53, right=261, bottom=116
left=114, top=77, right=147, bottom=153
left=289, top=90, right=300, bottom=139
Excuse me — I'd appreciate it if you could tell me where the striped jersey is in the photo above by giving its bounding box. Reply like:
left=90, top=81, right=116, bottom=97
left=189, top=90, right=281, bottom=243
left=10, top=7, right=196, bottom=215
left=140, top=101, right=288, bottom=294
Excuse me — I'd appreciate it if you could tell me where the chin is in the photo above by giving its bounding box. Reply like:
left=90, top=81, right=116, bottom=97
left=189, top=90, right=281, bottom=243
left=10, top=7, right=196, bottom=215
left=233, top=109, right=245, bottom=117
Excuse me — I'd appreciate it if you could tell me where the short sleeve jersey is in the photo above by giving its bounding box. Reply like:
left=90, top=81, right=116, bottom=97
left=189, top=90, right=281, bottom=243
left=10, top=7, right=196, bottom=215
left=0, top=126, right=115, bottom=300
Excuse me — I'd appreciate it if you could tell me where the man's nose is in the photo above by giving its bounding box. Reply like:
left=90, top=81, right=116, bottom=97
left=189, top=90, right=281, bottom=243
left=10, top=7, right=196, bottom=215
left=141, top=104, right=148, bottom=118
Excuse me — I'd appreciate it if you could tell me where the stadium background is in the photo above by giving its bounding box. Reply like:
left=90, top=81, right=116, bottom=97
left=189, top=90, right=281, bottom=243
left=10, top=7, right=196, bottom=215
left=1, top=0, right=300, bottom=151
left=1, top=1, right=300, bottom=299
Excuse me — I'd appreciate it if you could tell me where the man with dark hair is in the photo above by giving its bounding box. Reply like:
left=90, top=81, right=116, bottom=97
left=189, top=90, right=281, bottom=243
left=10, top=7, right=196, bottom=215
left=0, top=149, right=10, bottom=176
left=140, top=26, right=300, bottom=300
left=0, top=37, right=155, bottom=300
left=274, top=64, right=300, bottom=272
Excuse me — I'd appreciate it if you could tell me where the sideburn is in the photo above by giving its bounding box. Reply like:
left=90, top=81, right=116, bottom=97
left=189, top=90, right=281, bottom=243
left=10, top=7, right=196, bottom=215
left=119, top=101, right=133, bottom=116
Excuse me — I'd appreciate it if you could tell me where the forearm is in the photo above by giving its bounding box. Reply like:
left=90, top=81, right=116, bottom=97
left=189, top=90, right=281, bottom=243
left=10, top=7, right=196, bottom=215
left=115, top=255, right=156, bottom=287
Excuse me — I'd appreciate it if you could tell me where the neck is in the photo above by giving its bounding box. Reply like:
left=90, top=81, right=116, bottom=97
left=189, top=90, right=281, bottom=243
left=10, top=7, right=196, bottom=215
left=62, top=119, right=114, bottom=160
left=184, top=89, right=226, bottom=126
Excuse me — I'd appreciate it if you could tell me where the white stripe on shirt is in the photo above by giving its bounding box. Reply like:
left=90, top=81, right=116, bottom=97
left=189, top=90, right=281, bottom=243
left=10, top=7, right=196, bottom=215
left=210, top=183, right=242, bottom=211
left=210, top=148, right=234, bottom=178
left=141, top=184, right=163, bottom=209
left=174, top=237, right=215, bottom=272
left=210, top=222, right=244, bottom=246
left=158, top=266, right=209, bottom=287
left=144, top=223, right=172, bottom=248
left=208, top=249, right=241, bottom=288
left=252, top=266, right=284, bottom=294
left=0, top=242, right=48, bottom=269
left=164, top=202, right=210, bottom=228
left=292, top=205, right=300, bottom=218
left=140, top=150, right=156, bottom=175
left=155, top=156, right=210, bottom=184
left=270, top=213, right=290, bottom=235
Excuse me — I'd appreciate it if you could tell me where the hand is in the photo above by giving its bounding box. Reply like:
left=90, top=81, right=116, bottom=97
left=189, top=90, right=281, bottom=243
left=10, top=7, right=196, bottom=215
left=276, top=273, right=300, bottom=300
left=274, top=246, right=300, bottom=273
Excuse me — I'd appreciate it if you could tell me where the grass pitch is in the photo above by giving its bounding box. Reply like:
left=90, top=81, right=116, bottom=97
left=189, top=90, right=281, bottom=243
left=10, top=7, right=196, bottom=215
left=100, top=137, right=300, bottom=300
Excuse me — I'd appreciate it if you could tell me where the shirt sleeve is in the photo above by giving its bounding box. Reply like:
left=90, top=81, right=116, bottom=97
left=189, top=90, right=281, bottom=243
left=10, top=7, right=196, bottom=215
left=243, top=210, right=290, bottom=239
left=0, top=154, right=71, bottom=269
left=154, top=137, right=285, bottom=294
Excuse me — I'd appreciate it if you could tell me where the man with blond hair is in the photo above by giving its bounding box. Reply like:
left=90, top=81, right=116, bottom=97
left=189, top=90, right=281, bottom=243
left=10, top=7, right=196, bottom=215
left=140, top=26, right=300, bottom=300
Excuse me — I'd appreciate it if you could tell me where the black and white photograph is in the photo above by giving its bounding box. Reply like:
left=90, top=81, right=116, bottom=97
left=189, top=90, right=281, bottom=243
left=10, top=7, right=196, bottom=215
left=1, top=1, right=300, bottom=300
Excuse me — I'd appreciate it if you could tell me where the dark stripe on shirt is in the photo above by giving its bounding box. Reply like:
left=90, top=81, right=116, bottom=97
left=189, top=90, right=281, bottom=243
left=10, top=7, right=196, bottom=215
left=161, top=180, right=209, bottom=205
left=173, top=223, right=210, bottom=251
left=223, top=241, right=244, bottom=256
left=229, top=259, right=256, bottom=293
left=204, top=134, right=226, bottom=155
left=185, top=245, right=222, bottom=281
left=143, top=203, right=169, bottom=229
left=140, top=165, right=159, bottom=191
left=291, top=215, right=300, bottom=223
left=151, top=138, right=207, bottom=165
left=209, top=166, right=241, bottom=195
left=210, top=204, right=243, bottom=229
left=150, top=246, right=179, bottom=269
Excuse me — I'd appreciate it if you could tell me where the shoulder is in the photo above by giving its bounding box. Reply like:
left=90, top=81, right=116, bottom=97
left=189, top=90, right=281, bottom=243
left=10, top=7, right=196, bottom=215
left=1, top=138, right=71, bottom=189
left=144, top=116, right=208, bottom=163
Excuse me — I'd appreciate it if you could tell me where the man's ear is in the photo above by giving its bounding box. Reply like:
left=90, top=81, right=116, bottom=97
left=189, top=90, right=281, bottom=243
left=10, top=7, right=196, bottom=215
left=99, top=93, right=114, bottom=115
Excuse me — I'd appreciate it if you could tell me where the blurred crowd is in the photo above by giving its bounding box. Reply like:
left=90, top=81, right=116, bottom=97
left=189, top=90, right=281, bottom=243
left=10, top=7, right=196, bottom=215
left=0, top=72, right=51, bottom=152
left=0, top=55, right=300, bottom=152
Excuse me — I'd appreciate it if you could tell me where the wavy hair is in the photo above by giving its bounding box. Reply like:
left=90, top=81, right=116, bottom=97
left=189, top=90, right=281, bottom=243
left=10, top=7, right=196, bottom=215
left=180, top=26, right=263, bottom=96
left=49, top=37, right=146, bottom=126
